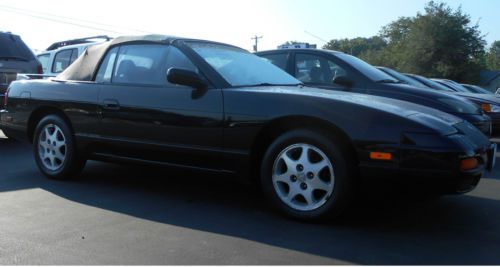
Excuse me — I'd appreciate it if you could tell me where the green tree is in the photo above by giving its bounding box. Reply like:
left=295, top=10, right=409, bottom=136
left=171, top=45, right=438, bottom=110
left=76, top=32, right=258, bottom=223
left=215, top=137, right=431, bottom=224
left=379, top=1, right=486, bottom=82
left=280, top=41, right=301, bottom=46
left=322, top=36, right=387, bottom=57
left=486, top=41, right=500, bottom=70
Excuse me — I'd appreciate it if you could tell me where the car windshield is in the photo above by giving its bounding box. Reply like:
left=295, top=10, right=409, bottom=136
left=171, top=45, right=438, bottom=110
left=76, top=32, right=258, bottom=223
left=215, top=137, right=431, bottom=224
left=188, top=42, right=301, bottom=87
left=434, top=80, right=470, bottom=93
left=412, top=75, right=455, bottom=92
left=334, top=53, right=398, bottom=83
left=379, top=67, right=429, bottom=88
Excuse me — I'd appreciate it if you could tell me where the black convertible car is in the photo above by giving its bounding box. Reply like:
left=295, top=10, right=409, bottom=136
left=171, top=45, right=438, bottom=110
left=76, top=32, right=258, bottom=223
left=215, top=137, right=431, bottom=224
left=0, top=35, right=496, bottom=220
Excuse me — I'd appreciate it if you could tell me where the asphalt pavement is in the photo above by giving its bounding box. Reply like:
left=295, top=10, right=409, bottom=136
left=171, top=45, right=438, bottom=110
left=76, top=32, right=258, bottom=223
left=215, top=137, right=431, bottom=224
left=1, top=130, right=500, bottom=264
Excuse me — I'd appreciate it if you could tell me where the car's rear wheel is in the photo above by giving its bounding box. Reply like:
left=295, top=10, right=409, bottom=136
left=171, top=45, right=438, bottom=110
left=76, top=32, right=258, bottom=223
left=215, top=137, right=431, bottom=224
left=33, top=115, right=86, bottom=179
left=260, top=129, right=356, bottom=221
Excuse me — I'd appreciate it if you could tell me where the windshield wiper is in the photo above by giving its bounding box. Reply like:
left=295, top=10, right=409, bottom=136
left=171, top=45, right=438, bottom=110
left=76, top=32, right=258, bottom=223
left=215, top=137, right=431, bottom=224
left=376, top=79, right=399, bottom=84
left=234, top=82, right=304, bottom=88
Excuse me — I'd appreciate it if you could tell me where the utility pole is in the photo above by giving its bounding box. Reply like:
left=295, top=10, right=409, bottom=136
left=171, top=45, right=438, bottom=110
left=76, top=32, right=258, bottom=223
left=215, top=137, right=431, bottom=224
left=251, top=35, right=263, bottom=52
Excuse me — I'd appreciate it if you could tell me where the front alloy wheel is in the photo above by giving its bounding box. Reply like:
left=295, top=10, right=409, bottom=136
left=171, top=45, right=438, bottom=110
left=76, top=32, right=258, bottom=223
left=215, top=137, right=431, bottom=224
left=261, top=129, right=356, bottom=220
left=272, top=143, right=335, bottom=211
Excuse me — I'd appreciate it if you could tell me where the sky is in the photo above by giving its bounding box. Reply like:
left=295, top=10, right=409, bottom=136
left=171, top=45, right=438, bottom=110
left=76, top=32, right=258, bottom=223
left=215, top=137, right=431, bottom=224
left=0, top=0, right=499, bottom=52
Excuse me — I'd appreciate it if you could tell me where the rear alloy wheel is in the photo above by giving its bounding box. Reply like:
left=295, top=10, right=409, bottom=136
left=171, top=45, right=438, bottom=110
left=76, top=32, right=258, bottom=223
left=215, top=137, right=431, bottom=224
left=38, top=124, right=67, bottom=171
left=261, top=129, right=356, bottom=220
left=33, top=115, right=86, bottom=179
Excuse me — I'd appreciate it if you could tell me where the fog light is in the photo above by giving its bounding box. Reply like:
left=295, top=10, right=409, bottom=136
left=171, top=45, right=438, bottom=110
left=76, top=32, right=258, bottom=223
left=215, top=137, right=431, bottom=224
left=460, top=158, right=478, bottom=171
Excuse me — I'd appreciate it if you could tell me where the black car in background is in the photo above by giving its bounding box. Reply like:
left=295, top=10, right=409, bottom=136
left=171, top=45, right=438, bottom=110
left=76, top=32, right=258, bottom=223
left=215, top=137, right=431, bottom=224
left=0, top=32, right=42, bottom=106
left=404, top=73, right=500, bottom=135
left=461, top=84, right=494, bottom=95
left=256, top=49, right=492, bottom=135
left=432, top=78, right=474, bottom=93
left=377, top=66, right=429, bottom=89
left=433, top=79, right=495, bottom=95
left=1, top=35, right=495, bottom=220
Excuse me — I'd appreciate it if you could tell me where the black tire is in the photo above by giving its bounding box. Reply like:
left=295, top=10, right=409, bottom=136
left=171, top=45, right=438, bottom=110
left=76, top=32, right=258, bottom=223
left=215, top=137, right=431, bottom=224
left=33, top=115, right=86, bottom=180
left=260, top=129, right=357, bottom=221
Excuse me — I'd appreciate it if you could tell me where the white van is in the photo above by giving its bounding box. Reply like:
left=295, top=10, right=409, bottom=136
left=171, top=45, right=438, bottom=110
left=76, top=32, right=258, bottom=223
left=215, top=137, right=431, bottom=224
left=36, top=36, right=111, bottom=77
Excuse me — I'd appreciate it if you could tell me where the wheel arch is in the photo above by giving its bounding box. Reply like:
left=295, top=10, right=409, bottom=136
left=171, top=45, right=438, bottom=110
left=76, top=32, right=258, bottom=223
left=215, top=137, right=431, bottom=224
left=27, top=106, right=74, bottom=143
left=249, top=115, right=358, bottom=182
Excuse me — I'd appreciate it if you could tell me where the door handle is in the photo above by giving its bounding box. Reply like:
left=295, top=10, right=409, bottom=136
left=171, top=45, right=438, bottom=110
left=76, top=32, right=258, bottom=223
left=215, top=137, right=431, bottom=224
left=102, top=99, right=120, bottom=110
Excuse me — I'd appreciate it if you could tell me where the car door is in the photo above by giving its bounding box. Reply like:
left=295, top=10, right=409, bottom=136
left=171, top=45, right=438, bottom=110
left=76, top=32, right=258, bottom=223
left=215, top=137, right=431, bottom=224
left=292, top=52, right=367, bottom=93
left=96, top=44, right=224, bottom=170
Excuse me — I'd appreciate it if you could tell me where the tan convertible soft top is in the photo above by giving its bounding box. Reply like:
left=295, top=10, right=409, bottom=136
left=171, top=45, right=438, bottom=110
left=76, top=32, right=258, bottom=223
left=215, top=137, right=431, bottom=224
left=57, top=34, right=179, bottom=81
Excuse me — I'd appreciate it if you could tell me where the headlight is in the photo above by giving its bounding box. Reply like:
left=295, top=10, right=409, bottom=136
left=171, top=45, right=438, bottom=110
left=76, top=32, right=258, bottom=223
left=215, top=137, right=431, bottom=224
left=491, top=105, right=500, bottom=113
left=480, top=103, right=500, bottom=113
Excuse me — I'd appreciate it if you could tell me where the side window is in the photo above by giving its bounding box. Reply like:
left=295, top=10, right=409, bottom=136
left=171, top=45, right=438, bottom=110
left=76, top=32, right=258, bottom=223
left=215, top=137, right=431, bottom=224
left=69, top=48, right=78, bottom=64
left=260, top=53, right=288, bottom=70
left=295, top=53, right=349, bottom=85
left=113, top=44, right=169, bottom=85
left=95, top=47, right=119, bottom=83
left=52, top=49, right=73, bottom=73
left=165, top=46, right=198, bottom=73
left=37, top=54, right=50, bottom=74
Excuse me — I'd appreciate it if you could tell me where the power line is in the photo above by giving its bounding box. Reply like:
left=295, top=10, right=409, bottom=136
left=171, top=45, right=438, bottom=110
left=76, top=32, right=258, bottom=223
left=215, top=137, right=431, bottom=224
left=0, top=5, right=153, bottom=35
left=0, top=7, right=124, bottom=34
left=0, top=4, right=151, bottom=34
left=304, top=30, right=328, bottom=43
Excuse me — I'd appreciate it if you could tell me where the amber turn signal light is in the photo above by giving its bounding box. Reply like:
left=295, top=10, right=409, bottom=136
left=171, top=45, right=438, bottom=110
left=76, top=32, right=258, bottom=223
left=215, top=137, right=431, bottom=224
left=370, top=152, right=392, bottom=161
left=481, top=104, right=492, bottom=113
left=460, top=158, right=478, bottom=171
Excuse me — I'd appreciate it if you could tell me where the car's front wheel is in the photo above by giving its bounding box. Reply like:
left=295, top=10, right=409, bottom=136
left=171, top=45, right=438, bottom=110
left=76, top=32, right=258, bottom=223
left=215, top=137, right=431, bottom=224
left=33, top=115, right=86, bottom=179
left=260, top=129, right=356, bottom=220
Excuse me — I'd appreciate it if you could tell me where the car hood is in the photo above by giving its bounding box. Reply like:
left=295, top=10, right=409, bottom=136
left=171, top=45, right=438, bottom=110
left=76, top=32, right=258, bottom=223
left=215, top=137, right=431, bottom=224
left=250, top=85, right=463, bottom=127
left=455, top=92, right=500, bottom=104
left=381, top=83, right=482, bottom=115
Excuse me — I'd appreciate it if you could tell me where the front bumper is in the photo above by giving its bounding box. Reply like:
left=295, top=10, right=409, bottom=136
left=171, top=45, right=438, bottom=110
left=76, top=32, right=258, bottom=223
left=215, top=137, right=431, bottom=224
left=488, top=113, right=500, bottom=137
left=357, top=136, right=495, bottom=194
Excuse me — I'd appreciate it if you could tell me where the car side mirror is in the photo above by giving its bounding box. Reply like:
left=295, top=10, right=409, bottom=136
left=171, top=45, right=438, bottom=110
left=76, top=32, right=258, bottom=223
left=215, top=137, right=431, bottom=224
left=167, top=68, right=208, bottom=90
left=333, top=76, right=353, bottom=88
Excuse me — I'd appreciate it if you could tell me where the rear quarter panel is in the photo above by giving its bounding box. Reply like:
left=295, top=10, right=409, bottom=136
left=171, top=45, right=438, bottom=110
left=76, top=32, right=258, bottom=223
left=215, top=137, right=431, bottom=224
left=5, top=79, right=100, bottom=139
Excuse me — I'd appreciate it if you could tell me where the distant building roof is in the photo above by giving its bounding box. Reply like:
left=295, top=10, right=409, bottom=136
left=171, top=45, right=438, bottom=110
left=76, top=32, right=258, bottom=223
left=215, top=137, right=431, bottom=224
left=480, top=70, right=500, bottom=85
left=278, top=43, right=317, bottom=49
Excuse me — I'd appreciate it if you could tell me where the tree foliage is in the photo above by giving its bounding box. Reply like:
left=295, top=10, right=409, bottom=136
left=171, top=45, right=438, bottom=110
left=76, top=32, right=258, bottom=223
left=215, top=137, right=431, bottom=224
left=323, top=37, right=387, bottom=57
left=323, top=1, right=489, bottom=83
left=281, top=40, right=301, bottom=46
left=486, top=41, right=500, bottom=70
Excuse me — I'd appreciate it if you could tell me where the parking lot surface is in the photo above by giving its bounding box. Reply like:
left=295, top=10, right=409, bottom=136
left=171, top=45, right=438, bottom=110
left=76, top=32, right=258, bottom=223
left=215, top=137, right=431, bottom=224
left=1, top=131, right=500, bottom=265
